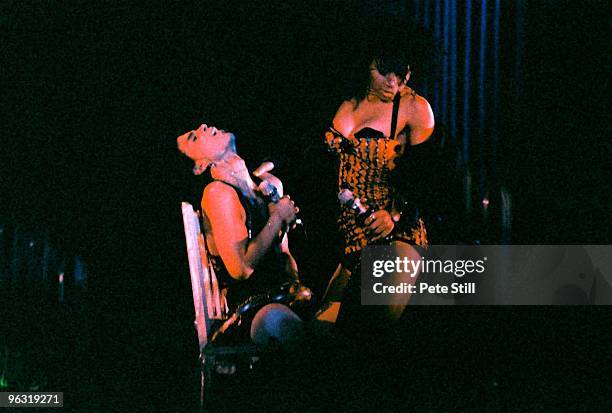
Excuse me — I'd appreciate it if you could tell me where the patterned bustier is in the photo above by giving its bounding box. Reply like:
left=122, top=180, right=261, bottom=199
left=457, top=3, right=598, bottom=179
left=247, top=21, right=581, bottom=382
left=325, top=126, right=428, bottom=254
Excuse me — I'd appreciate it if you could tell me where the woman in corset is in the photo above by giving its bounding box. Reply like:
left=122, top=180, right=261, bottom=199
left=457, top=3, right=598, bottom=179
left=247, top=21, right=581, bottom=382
left=316, top=22, right=435, bottom=331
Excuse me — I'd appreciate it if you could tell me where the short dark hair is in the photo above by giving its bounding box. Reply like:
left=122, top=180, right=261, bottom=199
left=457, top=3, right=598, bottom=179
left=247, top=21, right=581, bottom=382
left=340, top=17, right=439, bottom=102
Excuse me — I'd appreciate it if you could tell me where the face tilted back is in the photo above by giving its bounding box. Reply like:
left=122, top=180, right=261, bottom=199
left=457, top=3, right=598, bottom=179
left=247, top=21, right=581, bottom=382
left=177, top=124, right=236, bottom=174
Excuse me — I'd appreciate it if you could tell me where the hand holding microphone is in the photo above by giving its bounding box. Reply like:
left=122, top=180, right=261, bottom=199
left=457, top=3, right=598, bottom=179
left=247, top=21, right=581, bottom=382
left=255, top=162, right=303, bottom=231
left=338, top=189, right=394, bottom=242
left=262, top=182, right=302, bottom=231
left=267, top=195, right=298, bottom=226
left=338, top=189, right=371, bottom=225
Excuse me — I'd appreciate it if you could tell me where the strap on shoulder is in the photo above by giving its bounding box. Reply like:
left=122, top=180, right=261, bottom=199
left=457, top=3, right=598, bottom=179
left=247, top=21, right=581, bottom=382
left=390, top=92, right=401, bottom=140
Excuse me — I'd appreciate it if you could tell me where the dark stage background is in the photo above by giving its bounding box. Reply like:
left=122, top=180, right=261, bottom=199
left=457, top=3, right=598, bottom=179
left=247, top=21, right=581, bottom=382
left=1, top=1, right=610, bottom=411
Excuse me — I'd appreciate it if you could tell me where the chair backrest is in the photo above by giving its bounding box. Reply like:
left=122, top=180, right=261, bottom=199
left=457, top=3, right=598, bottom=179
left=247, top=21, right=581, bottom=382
left=181, top=202, right=228, bottom=350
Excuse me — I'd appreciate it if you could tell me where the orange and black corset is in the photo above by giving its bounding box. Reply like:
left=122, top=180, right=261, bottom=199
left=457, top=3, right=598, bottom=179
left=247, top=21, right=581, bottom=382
left=325, top=126, right=428, bottom=254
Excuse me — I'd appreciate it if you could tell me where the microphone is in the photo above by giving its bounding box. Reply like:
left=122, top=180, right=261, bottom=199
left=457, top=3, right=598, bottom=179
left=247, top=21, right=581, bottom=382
left=338, top=189, right=373, bottom=227
left=257, top=180, right=281, bottom=203
left=257, top=180, right=303, bottom=228
left=252, top=161, right=281, bottom=203
left=339, top=189, right=395, bottom=244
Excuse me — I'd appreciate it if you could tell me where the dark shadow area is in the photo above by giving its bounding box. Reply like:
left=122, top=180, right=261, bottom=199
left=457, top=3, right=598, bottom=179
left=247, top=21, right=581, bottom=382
left=1, top=1, right=610, bottom=411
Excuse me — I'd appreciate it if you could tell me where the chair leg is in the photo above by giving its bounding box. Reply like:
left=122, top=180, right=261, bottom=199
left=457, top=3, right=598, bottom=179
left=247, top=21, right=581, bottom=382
left=198, top=367, right=205, bottom=412
left=204, top=354, right=216, bottom=403
left=198, top=352, right=215, bottom=411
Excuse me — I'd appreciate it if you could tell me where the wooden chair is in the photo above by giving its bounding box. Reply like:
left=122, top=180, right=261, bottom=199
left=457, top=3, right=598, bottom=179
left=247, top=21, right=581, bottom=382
left=180, top=202, right=258, bottom=406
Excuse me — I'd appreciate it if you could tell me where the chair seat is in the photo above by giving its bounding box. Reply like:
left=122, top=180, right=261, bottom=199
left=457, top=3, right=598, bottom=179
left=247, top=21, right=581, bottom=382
left=203, top=342, right=258, bottom=357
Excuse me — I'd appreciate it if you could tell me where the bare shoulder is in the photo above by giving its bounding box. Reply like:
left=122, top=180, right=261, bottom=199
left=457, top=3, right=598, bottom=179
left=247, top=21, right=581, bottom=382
left=202, top=181, right=241, bottom=210
left=335, top=98, right=358, bottom=116
left=403, top=93, right=434, bottom=125
left=331, top=99, right=358, bottom=134
left=401, top=92, right=431, bottom=113
left=401, top=92, right=435, bottom=144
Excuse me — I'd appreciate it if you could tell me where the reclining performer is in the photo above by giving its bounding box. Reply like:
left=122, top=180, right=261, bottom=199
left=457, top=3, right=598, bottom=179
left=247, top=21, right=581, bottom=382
left=177, top=123, right=307, bottom=347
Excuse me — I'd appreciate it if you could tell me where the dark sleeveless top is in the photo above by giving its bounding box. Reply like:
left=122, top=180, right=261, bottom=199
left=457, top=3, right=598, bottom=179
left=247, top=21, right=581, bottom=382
left=324, top=93, right=428, bottom=254
left=204, top=181, right=293, bottom=310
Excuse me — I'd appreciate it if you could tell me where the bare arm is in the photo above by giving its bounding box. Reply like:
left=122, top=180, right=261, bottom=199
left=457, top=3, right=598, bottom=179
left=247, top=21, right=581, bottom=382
left=202, top=182, right=291, bottom=280
left=406, top=95, right=435, bottom=145
left=256, top=170, right=299, bottom=279
left=331, top=100, right=357, bottom=138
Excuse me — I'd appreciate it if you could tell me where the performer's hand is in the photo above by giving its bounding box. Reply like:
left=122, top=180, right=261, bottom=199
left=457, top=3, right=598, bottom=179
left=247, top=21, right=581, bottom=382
left=268, top=196, right=297, bottom=226
left=364, top=209, right=394, bottom=241
left=253, top=161, right=275, bottom=177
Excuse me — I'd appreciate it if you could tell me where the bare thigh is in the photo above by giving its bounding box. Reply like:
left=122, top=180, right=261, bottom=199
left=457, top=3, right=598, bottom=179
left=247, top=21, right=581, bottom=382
left=384, top=241, right=422, bottom=320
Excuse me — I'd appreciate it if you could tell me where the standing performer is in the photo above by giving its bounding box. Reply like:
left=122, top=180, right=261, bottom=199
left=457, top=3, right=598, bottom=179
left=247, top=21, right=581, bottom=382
left=177, top=124, right=307, bottom=346
left=317, top=23, right=435, bottom=328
